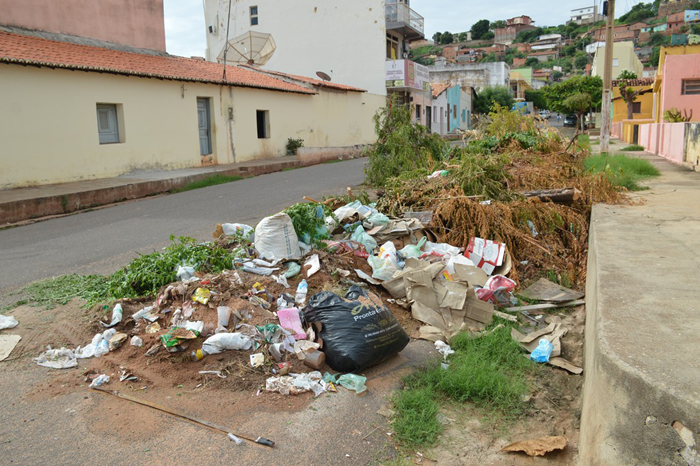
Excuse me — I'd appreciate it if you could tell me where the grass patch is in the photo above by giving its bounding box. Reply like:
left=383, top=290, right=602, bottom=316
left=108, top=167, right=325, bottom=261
left=393, top=323, right=534, bottom=449
left=13, top=274, right=112, bottom=309
left=171, top=174, right=243, bottom=193
left=584, top=153, right=660, bottom=191
left=578, top=134, right=591, bottom=151
left=619, top=144, right=645, bottom=151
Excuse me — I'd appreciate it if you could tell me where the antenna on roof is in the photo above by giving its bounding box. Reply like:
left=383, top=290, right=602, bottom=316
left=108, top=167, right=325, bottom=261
left=315, top=71, right=332, bottom=82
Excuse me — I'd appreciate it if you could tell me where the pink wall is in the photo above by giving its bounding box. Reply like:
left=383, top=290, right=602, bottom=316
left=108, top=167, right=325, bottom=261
left=661, top=55, right=700, bottom=121
left=611, top=122, right=622, bottom=138
left=639, top=122, right=687, bottom=164
left=0, top=0, right=165, bottom=51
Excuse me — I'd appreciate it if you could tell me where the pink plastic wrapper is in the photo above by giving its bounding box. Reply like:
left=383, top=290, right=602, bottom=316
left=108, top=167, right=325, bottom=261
left=476, top=275, right=517, bottom=306
left=277, top=308, right=306, bottom=340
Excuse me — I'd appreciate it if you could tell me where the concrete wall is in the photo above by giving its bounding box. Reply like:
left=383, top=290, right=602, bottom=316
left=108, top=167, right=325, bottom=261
left=431, top=92, right=448, bottom=135
left=0, top=65, right=383, bottom=189
left=639, top=122, right=693, bottom=164
left=203, top=0, right=386, bottom=96
left=0, top=0, right=166, bottom=51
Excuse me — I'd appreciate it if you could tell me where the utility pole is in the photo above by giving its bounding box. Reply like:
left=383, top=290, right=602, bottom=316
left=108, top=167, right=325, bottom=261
left=600, top=0, right=616, bottom=152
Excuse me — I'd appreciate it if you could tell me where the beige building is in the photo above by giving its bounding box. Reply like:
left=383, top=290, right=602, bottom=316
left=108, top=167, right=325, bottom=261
left=591, top=41, right=644, bottom=79
left=0, top=32, right=383, bottom=189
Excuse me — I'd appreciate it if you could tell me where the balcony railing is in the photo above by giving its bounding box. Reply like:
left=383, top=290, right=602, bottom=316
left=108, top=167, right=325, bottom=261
left=386, top=2, right=424, bottom=37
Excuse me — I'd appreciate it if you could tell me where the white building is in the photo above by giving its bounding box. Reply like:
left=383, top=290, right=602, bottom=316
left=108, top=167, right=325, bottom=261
left=203, top=0, right=387, bottom=95
left=428, top=60, right=510, bottom=91
left=571, top=6, right=600, bottom=25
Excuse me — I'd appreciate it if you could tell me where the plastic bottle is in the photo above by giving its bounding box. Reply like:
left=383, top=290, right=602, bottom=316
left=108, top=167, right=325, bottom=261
left=295, top=279, right=308, bottom=306
left=190, top=349, right=206, bottom=361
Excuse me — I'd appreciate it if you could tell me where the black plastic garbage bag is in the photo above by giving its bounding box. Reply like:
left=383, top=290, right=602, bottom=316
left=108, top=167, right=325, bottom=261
left=304, top=285, right=410, bottom=373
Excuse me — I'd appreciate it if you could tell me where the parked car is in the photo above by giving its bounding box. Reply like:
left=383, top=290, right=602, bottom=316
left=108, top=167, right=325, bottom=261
left=563, top=114, right=578, bottom=127
left=538, top=110, right=551, bottom=119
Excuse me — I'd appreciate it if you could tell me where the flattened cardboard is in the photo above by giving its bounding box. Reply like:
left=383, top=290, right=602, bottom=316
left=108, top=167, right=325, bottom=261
left=453, top=263, right=488, bottom=287
left=411, top=301, right=447, bottom=330
left=549, top=357, right=583, bottom=374
left=404, top=270, right=440, bottom=310
left=464, top=288, right=494, bottom=325
left=382, top=276, right=407, bottom=299
left=521, top=278, right=584, bottom=303
left=519, top=323, right=557, bottom=344
left=418, top=325, right=444, bottom=341
left=0, top=335, right=21, bottom=361
left=435, top=280, right=468, bottom=310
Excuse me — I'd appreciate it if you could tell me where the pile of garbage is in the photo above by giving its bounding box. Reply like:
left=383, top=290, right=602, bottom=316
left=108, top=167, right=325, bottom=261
left=33, top=195, right=585, bottom=393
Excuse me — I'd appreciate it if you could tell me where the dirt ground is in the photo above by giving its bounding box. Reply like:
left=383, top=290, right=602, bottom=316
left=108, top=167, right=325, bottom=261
left=2, top=248, right=585, bottom=465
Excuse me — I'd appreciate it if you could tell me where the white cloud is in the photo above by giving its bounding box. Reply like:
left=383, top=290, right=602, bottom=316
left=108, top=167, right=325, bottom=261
left=163, top=0, right=206, bottom=57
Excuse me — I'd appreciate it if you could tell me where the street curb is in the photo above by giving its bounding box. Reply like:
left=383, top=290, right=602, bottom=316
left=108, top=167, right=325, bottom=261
left=0, top=159, right=302, bottom=225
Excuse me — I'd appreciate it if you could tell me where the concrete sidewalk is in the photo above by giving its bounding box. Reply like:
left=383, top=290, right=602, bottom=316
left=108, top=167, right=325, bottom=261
left=0, top=155, right=304, bottom=225
left=580, top=142, right=700, bottom=464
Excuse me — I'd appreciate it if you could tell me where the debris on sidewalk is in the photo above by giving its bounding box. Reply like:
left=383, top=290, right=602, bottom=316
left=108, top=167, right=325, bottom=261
left=501, top=435, right=568, bottom=457
left=520, top=278, right=584, bottom=303
left=0, top=335, right=21, bottom=361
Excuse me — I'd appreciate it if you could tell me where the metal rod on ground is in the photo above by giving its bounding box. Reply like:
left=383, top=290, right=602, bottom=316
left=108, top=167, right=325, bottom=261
left=92, top=387, right=275, bottom=447
left=600, top=0, right=616, bottom=152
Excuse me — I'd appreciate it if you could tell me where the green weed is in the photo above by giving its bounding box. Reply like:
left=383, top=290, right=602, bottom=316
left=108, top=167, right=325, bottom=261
left=392, top=387, right=442, bottom=449
left=171, top=174, right=243, bottom=193
left=578, top=134, right=591, bottom=151
left=619, top=144, right=645, bottom=151
left=13, top=274, right=112, bottom=309
left=584, top=153, right=660, bottom=191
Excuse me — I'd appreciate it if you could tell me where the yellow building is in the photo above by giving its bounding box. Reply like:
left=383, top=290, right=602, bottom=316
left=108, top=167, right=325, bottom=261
left=0, top=31, right=384, bottom=189
left=510, top=70, right=534, bottom=100
left=612, top=78, right=654, bottom=122
left=591, top=41, right=644, bottom=79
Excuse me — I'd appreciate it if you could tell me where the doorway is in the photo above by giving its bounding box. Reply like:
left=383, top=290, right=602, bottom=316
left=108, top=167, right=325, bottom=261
left=197, top=98, right=212, bottom=155
left=426, top=106, right=432, bottom=131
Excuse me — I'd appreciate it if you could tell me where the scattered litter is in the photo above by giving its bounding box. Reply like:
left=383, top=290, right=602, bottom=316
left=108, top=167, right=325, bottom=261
left=201, top=333, right=253, bottom=355
left=354, top=268, right=381, bottom=285
left=277, top=308, right=305, bottom=340
left=108, top=333, right=128, bottom=351
left=295, top=279, right=308, bottom=306
left=283, top=262, right=301, bottom=279
left=34, top=347, right=78, bottom=369
left=434, top=340, right=454, bottom=361
left=0, top=335, right=21, bottom=361
left=199, top=370, right=227, bottom=378
left=530, top=339, right=554, bottom=363
left=304, top=254, right=321, bottom=277
left=476, top=275, right=517, bottom=306
left=89, top=374, right=110, bottom=388
left=130, top=336, right=143, bottom=347
left=504, top=300, right=585, bottom=312
left=216, top=223, right=254, bottom=240
left=192, top=288, right=211, bottom=305
left=0, top=315, right=19, bottom=330
left=501, top=435, right=568, bottom=457
left=249, top=353, right=265, bottom=367
left=228, top=433, right=244, bottom=445
left=119, top=370, right=138, bottom=382
left=272, top=274, right=290, bottom=288
left=466, top=237, right=506, bottom=275
left=303, top=350, right=325, bottom=370
left=176, top=265, right=195, bottom=281
left=254, top=213, right=302, bottom=261
left=265, top=371, right=328, bottom=396
left=217, top=306, right=231, bottom=331
left=351, top=225, right=377, bottom=254
left=145, top=322, right=161, bottom=334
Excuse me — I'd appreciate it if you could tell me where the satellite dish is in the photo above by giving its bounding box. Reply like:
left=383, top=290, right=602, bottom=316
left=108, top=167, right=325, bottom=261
left=316, top=71, right=332, bottom=82
left=218, top=31, right=276, bottom=66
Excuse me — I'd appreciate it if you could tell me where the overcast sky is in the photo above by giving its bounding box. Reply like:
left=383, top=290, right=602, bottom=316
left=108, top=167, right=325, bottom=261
left=163, top=0, right=638, bottom=57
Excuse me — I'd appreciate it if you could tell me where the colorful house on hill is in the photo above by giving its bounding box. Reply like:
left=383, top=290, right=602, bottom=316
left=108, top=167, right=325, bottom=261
left=510, top=70, right=534, bottom=100
left=429, top=83, right=471, bottom=135
left=610, top=78, right=654, bottom=141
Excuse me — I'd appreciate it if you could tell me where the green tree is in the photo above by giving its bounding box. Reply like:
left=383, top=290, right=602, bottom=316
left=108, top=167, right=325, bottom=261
left=617, top=81, right=643, bottom=120
left=525, top=89, right=548, bottom=110
left=482, top=31, right=495, bottom=40
left=574, top=53, right=588, bottom=69
left=440, top=31, right=454, bottom=44
left=471, top=19, right=491, bottom=40
left=561, top=44, right=577, bottom=57
left=544, top=75, right=603, bottom=116
left=490, top=20, right=506, bottom=29
left=692, top=24, right=700, bottom=35
left=619, top=2, right=656, bottom=24
left=432, top=32, right=442, bottom=44
left=473, top=86, right=515, bottom=114
left=552, top=70, right=564, bottom=81
left=648, top=46, right=661, bottom=66
left=458, top=32, right=469, bottom=42
left=648, top=32, right=671, bottom=47
left=514, top=27, right=544, bottom=43
left=525, top=57, right=540, bottom=67
left=563, top=93, right=593, bottom=132
left=617, top=69, right=638, bottom=79
left=562, top=61, right=573, bottom=73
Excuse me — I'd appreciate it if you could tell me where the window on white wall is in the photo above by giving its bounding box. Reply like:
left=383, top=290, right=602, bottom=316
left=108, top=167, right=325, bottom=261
left=256, top=110, right=269, bottom=138
left=250, top=6, right=259, bottom=26
left=96, top=104, right=121, bottom=144
left=612, top=58, right=619, bottom=66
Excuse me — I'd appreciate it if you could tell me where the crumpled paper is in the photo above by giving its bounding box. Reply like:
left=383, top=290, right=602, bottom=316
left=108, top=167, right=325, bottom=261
left=265, top=371, right=328, bottom=396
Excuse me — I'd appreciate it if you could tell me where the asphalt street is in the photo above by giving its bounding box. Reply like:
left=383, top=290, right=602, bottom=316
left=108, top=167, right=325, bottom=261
left=0, top=158, right=368, bottom=297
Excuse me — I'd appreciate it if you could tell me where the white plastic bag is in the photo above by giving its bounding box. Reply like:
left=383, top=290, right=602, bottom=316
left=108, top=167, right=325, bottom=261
left=201, top=333, right=253, bottom=354
left=75, top=333, right=103, bottom=359
left=130, top=336, right=143, bottom=347
left=254, top=213, right=301, bottom=261
left=368, top=241, right=400, bottom=281
left=89, top=374, right=110, bottom=388
left=34, top=347, right=78, bottom=369
left=424, top=241, right=461, bottom=257
left=0, top=315, right=19, bottom=330
left=221, top=223, right=254, bottom=241
left=176, top=265, right=195, bottom=281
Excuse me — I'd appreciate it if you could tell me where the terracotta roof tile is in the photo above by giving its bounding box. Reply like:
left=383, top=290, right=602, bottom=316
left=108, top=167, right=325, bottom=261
left=612, top=78, right=655, bottom=86
left=0, top=31, right=315, bottom=94
left=431, top=82, right=451, bottom=98
left=239, top=65, right=365, bottom=92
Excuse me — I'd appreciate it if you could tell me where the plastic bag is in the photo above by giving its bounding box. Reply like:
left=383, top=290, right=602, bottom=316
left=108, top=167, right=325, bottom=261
left=530, top=339, right=554, bottom=363
left=368, top=241, right=400, bottom=281
left=0, top=315, right=18, bottom=330
left=221, top=223, right=254, bottom=241
left=176, top=265, right=195, bottom=281
left=254, top=213, right=301, bottom=261
left=476, top=274, right=518, bottom=306
left=351, top=225, right=377, bottom=254
left=89, top=374, right=110, bottom=388
left=34, top=347, right=78, bottom=369
left=399, top=237, right=427, bottom=260
left=337, top=374, right=367, bottom=394
left=304, top=285, right=409, bottom=373
left=265, top=371, right=327, bottom=396
left=424, top=241, right=461, bottom=257
left=201, top=333, right=253, bottom=354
